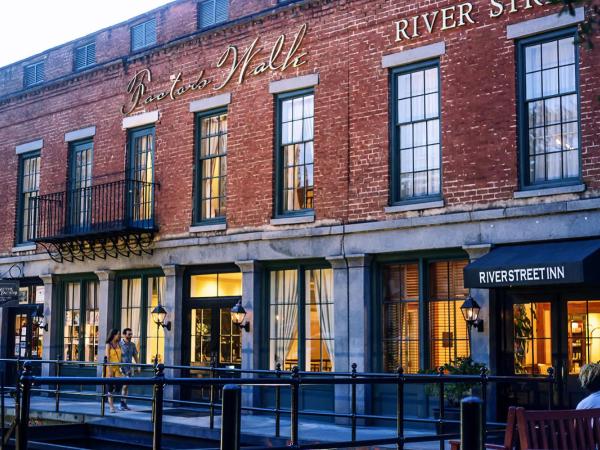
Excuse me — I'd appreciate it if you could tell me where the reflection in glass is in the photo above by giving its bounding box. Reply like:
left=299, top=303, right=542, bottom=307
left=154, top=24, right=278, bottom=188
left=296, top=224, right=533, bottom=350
left=513, top=302, right=552, bottom=375
left=568, top=301, right=600, bottom=375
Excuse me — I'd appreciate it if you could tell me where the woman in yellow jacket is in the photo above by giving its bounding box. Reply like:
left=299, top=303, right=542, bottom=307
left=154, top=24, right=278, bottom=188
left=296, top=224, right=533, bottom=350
left=105, top=329, right=122, bottom=413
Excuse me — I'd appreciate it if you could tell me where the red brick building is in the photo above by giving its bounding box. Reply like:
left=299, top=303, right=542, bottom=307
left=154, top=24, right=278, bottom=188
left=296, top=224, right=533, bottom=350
left=0, top=0, right=599, bottom=415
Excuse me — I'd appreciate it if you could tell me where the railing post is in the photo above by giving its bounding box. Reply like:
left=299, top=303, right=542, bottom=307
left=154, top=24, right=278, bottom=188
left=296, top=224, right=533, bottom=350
left=290, top=366, right=300, bottom=448
left=16, top=362, right=33, bottom=450
left=480, top=367, right=488, bottom=446
left=275, top=363, right=281, bottom=438
left=460, top=396, right=483, bottom=450
left=209, top=355, right=216, bottom=430
left=221, top=385, right=241, bottom=450
left=101, top=356, right=107, bottom=417
left=396, top=366, right=404, bottom=450
left=547, top=367, right=555, bottom=410
left=351, top=363, right=357, bottom=442
left=438, top=366, right=445, bottom=450
left=152, top=364, right=165, bottom=450
left=55, top=360, right=61, bottom=413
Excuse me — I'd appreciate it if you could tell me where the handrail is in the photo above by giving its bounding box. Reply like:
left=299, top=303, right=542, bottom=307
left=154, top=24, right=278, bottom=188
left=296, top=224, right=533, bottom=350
left=4, top=358, right=556, bottom=450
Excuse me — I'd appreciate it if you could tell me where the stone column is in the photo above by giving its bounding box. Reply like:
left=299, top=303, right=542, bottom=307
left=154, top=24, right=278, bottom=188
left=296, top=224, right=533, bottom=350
left=462, top=243, right=494, bottom=419
left=95, top=270, right=115, bottom=377
left=162, top=265, right=184, bottom=400
left=235, top=260, right=261, bottom=409
left=40, top=274, right=58, bottom=378
left=327, top=254, right=372, bottom=420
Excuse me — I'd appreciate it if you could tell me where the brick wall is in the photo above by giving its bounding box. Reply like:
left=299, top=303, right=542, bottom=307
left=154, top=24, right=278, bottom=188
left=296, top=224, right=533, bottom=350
left=0, top=0, right=599, bottom=254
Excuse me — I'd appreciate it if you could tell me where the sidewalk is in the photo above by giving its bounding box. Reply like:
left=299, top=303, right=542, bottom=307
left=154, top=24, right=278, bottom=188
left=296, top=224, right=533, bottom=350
left=4, top=395, right=451, bottom=449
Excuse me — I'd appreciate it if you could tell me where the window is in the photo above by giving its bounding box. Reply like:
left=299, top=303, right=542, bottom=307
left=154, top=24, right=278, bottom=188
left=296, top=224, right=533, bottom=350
left=190, top=272, right=242, bottom=297
left=127, top=127, right=155, bottom=227
left=68, top=140, right=93, bottom=233
left=195, top=110, right=227, bottom=223
left=62, top=279, right=99, bottom=362
left=518, top=30, right=580, bottom=186
left=24, top=61, right=44, bottom=87
left=17, top=152, right=40, bottom=244
left=276, top=90, right=314, bottom=215
left=118, top=274, right=165, bottom=364
left=268, top=267, right=333, bottom=372
left=514, top=302, right=552, bottom=374
left=392, top=62, right=441, bottom=203
left=198, top=0, right=228, bottom=29
left=131, top=18, right=157, bottom=51
left=429, top=260, right=470, bottom=368
left=567, top=300, right=600, bottom=375
left=74, top=43, right=96, bottom=71
left=382, top=263, right=420, bottom=373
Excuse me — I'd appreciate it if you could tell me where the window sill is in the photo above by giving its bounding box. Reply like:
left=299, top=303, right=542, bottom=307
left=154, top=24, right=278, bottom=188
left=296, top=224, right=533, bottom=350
left=12, top=244, right=36, bottom=253
left=513, top=184, right=585, bottom=199
left=270, top=214, right=315, bottom=226
left=385, top=200, right=444, bottom=213
left=189, top=223, right=227, bottom=233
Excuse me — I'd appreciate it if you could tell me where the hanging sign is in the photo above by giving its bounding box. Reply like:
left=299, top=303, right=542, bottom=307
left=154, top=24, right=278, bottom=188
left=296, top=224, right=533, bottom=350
left=0, top=281, right=19, bottom=306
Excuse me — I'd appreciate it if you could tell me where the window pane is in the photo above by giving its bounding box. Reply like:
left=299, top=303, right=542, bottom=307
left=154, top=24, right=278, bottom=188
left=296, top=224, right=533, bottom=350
left=305, top=269, right=334, bottom=372
left=526, top=72, right=542, bottom=100
left=411, top=71, right=424, bottom=96
left=146, top=277, right=166, bottom=364
left=514, top=303, right=552, bottom=375
left=541, top=41, right=558, bottom=69
left=542, top=68, right=559, bottom=96
left=559, top=65, right=576, bottom=93
left=198, top=112, right=227, bottom=221
left=558, top=37, right=575, bottom=65
left=397, top=74, right=411, bottom=99
left=121, top=278, right=143, bottom=346
left=84, top=282, right=99, bottom=362
left=270, top=270, right=299, bottom=370
left=525, top=44, right=541, bottom=72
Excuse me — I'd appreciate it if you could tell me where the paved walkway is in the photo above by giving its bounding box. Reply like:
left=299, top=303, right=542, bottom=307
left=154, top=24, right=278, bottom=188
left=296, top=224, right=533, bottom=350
left=4, top=395, right=452, bottom=449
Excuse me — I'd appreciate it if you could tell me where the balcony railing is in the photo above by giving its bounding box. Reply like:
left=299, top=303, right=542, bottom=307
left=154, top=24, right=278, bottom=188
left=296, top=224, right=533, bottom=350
left=32, top=177, right=158, bottom=241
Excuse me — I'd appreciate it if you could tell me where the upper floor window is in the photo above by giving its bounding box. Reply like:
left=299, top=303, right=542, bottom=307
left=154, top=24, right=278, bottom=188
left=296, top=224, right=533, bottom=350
left=131, top=18, right=157, bottom=51
left=74, top=42, right=96, bottom=71
left=276, top=90, right=314, bottom=215
left=198, top=0, right=228, bottom=29
left=391, top=61, right=441, bottom=204
left=195, top=110, right=227, bottom=224
left=518, top=29, right=580, bottom=187
left=17, top=152, right=41, bottom=244
left=24, top=61, right=44, bottom=87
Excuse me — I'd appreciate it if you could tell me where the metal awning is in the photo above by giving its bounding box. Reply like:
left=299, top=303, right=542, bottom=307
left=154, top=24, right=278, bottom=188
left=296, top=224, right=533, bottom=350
left=464, top=239, right=600, bottom=288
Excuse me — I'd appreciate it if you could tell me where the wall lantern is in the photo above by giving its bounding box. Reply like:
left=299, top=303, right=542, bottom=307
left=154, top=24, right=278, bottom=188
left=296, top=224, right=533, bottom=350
left=151, top=304, right=172, bottom=331
left=231, top=301, right=250, bottom=332
left=31, top=309, right=48, bottom=332
left=460, top=295, right=484, bottom=333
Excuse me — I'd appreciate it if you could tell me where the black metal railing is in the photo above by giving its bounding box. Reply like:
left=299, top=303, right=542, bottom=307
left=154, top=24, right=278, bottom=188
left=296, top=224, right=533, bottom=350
left=31, top=175, right=158, bottom=241
left=0, top=358, right=555, bottom=450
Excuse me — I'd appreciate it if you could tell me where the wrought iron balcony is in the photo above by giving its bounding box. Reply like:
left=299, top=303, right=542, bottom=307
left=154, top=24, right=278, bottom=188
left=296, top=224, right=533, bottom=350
left=31, top=176, right=159, bottom=262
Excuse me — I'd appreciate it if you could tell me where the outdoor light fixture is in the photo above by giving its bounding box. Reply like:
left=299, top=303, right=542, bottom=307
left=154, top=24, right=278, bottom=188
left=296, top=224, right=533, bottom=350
left=231, top=301, right=250, bottom=332
left=31, top=309, right=48, bottom=332
left=151, top=304, right=171, bottom=331
left=460, top=295, right=484, bottom=332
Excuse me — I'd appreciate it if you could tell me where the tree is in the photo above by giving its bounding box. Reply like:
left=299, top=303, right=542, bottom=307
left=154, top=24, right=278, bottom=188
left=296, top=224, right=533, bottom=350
left=549, top=0, right=600, bottom=47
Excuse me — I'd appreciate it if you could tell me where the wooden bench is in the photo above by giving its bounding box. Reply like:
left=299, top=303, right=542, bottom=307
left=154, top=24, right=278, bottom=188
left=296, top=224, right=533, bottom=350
left=450, top=406, right=517, bottom=450
left=516, top=406, right=600, bottom=449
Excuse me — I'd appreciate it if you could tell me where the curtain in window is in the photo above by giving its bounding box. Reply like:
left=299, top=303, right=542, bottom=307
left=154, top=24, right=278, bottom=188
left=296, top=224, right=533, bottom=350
left=146, top=277, right=166, bottom=364
left=270, top=270, right=298, bottom=370
left=121, top=278, right=142, bottom=344
left=312, top=269, right=334, bottom=371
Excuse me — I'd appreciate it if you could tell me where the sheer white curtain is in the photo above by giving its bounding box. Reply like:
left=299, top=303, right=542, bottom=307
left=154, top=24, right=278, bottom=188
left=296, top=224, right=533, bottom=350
left=270, top=270, right=298, bottom=369
left=314, top=269, right=334, bottom=371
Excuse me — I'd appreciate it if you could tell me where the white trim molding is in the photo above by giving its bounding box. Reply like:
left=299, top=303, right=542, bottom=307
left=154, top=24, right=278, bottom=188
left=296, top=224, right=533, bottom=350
left=64, top=126, right=96, bottom=143
left=384, top=200, right=445, bottom=213
left=382, top=42, right=446, bottom=68
left=11, top=244, right=36, bottom=253
left=15, top=139, right=43, bottom=155
left=122, top=110, right=159, bottom=129
left=514, top=183, right=585, bottom=199
left=507, top=7, right=585, bottom=39
left=189, top=93, right=231, bottom=113
left=189, top=223, right=227, bottom=233
left=270, top=215, right=315, bottom=226
left=269, top=74, right=319, bottom=94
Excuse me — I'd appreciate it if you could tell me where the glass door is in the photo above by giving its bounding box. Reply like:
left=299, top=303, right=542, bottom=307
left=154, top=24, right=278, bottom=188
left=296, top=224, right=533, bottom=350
left=127, top=127, right=155, bottom=228
left=68, top=140, right=93, bottom=233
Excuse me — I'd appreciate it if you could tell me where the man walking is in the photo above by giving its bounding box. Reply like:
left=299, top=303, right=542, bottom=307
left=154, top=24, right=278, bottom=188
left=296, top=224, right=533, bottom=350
left=119, top=328, right=139, bottom=411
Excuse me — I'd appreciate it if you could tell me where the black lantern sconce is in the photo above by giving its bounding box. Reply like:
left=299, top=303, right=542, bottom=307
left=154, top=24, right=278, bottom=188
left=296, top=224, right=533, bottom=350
left=231, top=301, right=250, bottom=332
left=31, top=309, right=48, bottom=332
left=151, top=304, right=172, bottom=331
left=460, top=295, right=484, bottom=333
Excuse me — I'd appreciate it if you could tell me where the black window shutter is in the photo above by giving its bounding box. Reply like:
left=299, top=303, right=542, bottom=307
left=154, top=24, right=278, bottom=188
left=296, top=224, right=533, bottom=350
left=145, top=18, right=157, bottom=46
left=75, top=47, right=86, bottom=70
left=87, top=43, right=96, bottom=66
left=215, top=0, right=228, bottom=24
left=199, top=0, right=215, bottom=29
left=35, top=63, right=44, bottom=84
left=132, top=23, right=145, bottom=50
left=24, top=66, right=35, bottom=87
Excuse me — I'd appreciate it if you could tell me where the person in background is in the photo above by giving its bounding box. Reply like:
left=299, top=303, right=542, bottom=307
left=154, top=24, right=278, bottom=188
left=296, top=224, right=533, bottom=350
left=105, top=329, right=122, bottom=413
left=119, top=327, right=140, bottom=411
left=576, top=363, right=600, bottom=409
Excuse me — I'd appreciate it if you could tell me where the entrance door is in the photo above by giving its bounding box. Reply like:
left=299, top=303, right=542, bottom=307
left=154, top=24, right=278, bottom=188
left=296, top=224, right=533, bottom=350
left=5, top=306, right=44, bottom=384
left=185, top=300, right=242, bottom=401
left=67, top=140, right=93, bottom=233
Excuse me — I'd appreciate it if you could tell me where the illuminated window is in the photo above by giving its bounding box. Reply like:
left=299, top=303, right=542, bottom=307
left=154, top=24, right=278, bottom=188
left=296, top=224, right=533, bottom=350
left=119, top=274, right=165, bottom=364
left=513, top=302, right=552, bottom=375
left=195, top=110, right=227, bottom=223
left=269, top=267, right=334, bottom=372
left=63, top=279, right=99, bottom=362
left=429, top=260, right=470, bottom=369
left=190, top=272, right=242, bottom=298
left=382, top=263, right=420, bottom=373
left=276, top=90, right=314, bottom=215
left=567, top=301, right=600, bottom=375
left=519, top=29, right=580, bottom=186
